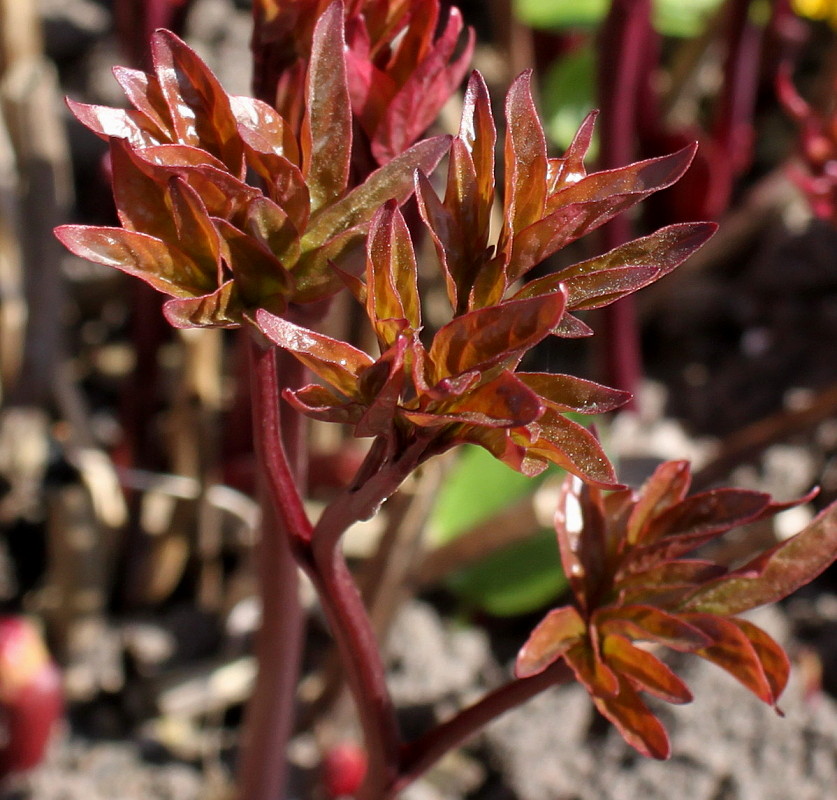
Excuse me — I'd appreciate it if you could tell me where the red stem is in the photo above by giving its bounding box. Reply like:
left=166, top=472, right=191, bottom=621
left=235, top=338, right=311, bottom=800
left=306, top=435, right=432, bottom=797
left=595, top=0, right=655, bottom=399
left=392, top=660, right=573, bottom=797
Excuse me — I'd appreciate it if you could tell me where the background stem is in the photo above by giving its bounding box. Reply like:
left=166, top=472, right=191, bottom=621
left=235, top=338, right=310, bottom=800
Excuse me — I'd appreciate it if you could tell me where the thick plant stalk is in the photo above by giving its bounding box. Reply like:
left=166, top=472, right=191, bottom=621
left=306, top=437, right=432, bottom=797
left=236, top=339, right=311, bottom=800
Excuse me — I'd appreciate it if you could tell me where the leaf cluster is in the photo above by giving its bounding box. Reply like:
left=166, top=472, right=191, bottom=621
left=517, top=461, right=837, bottom=758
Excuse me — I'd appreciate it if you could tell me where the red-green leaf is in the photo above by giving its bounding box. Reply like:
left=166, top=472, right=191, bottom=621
left=730, top=618, right=790, bottom=703
left=592, top=674, right=671, bottom=759
left=626, top=460, right=692, bottom=546
left=366, top=201, right=420, bottom=348
left=151, top=30, right=243, bottom=174
left=55, top=225, right=212, bottom=297
left=601, top=634, right=692, bottom=704
left=681, top=613, right=775, bottom=705
left=255, top=309, right=373, bottom=396
left=678, top=501, right=837, bottom=616
left=66, top=99, right=162, bottom=148
left=502, top=70, right=548, bottom=239
left=304, top=135, right=451, bottom=248
left=301, top=0, right=352, bottom=211
left=163, top=282, right=241, bottom=328
left=517, top=373, right=630, bottom=414
left=525, top=408, right=618, bottom=488
left=112, top=65, right=174, bottom=138
left=516, top=606, right=586, bottom=678
left=428, top=293, right=566, bottom=382
left=595, top=605, right=713, bottom=652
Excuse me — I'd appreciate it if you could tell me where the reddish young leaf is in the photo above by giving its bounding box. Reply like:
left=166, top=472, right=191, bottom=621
left=229, top=94, right=300, bottom=167
left=729, top=618, right=790, bottom=704
left=284, top=384, right=366, bottom=425
left=167, top=178, right=224, bottom=282
left=564, top=641, right=619, bottom=698
left=592, top=675, right=671, bottom=760
left=681, top=613, right=775, bottom=705
left=355, top=337, right=409, bottom=437
left=601, top=635, right=692, bottom=704
left=525, top=409, right=618, bottom=488
left=301, top=1, right=352, bottom=211
left=458, top=70, right=495, bottom=233
left=255, top=309, right=373, bottom=397
left=427, top=293, right=566, bottom=383
left=151, top=30, right=243, bottom=174
left=547, top=110, right=596, bottom=194
left=515, top=606, right=586, bottom=679
left=625, top=461, right=693, bottom=546
left=595, top=605, right=713, bottom=652
left=679, top=502, right=837, bottom=616
left=163, top=282, right=241, bottom=328
left=502, top=71, right=548, bottom=241
left=410, top=371, right=545, bottom=429
left=372, top=7, right=474, bottom=163
left=54, top=226, right=212, bottom=298
left=517, top=373, right=630, bottom=415
left=66, top=99, right=163, bottom=148
left=365, top=201, right=420, bottom=349
left=112, top=65, right=175, bottom=138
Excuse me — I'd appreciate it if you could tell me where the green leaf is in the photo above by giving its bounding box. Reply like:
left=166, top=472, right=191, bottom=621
left=541, top=45, right=598, bottom=153
left=514, top=0, right=608, bottom=29
left=448, top=529, right=568, bottom=617
left=427, top=444, right=538, bottom=545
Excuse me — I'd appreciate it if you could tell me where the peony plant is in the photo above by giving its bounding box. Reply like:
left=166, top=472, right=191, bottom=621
left=56, top=2, right=837, bottom=798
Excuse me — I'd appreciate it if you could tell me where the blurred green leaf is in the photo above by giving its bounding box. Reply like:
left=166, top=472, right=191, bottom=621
left=428, top=445, right=536, bottom=545
left=449, top=529, right=568, bottom=617
left=542, top=46, right=598, bottom=153
left=514, top=0, right=724, bottom=37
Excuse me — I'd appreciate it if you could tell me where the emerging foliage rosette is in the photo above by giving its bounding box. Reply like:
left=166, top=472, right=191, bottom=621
left=257, top=69, right=716, bottom=483
left=517, top=461, right=837, bottom=758
left=56, top=5, right=451, bottom=327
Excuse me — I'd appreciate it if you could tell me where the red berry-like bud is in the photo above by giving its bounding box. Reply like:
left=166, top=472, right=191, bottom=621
left=0, top=617, right=63, bottom=776
left=322, top=742, right=368, bottom=798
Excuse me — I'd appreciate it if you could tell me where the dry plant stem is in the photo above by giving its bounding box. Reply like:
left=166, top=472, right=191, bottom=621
left=596, top=0, right=654, bottom=400
left=236, top=338, right=311, bottom=800
left=391, top=660, right=574, bottom=798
